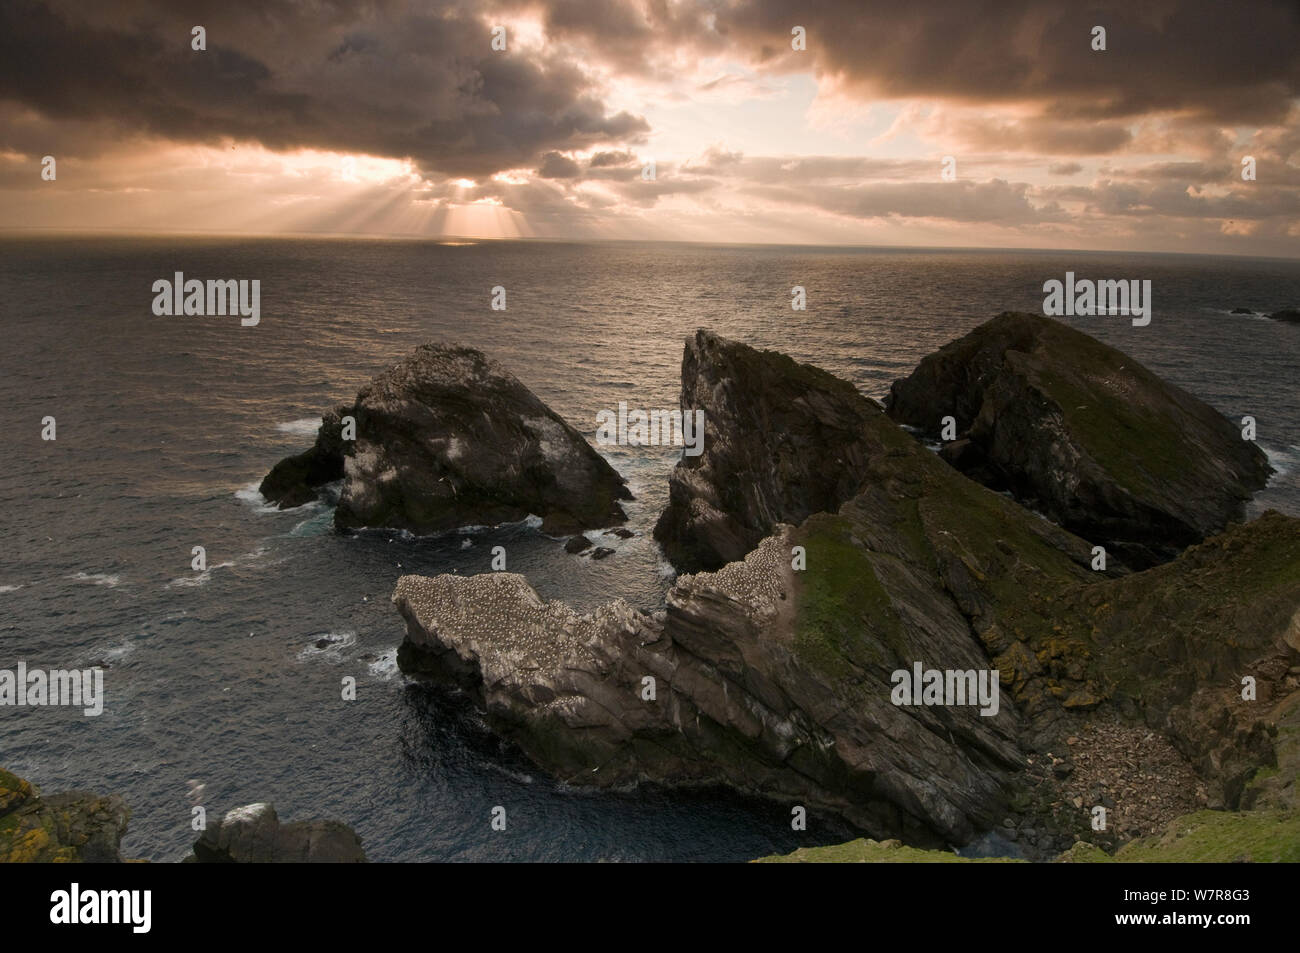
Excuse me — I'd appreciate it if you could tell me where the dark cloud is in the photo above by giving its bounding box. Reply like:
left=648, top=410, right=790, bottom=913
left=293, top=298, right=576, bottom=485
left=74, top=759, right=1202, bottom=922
left=1055, top=179, right=1300, bottom=220
left=1048, top=162, right=1083, bottom=176
left=744, top=178, right=1067, bottom=224
left=0, top=0, right=648, bottom=176
left=537, top=150, right=582, bottom=178
left=712, top=0, right=1300, bottom=124
left=588, top=149, right=635, bottom=167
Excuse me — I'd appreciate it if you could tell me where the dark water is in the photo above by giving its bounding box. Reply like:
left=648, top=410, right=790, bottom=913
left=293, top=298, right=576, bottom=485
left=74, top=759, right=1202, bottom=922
left=1, top=235, right=1298, bottom=862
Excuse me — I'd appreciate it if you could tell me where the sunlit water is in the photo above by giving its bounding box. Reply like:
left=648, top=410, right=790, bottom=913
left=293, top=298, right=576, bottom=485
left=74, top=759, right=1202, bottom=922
left=1, top=236, right=1297, bottom=861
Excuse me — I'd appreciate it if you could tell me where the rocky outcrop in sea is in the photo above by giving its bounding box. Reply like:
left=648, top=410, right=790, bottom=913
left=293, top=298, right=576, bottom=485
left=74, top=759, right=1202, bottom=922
left=187, top=802, right=367, bottom=863
left=392, top=319, right=1300, bottom=857
left=0, top=768, right=367, bottom=863
left=653, top=329, right=886, bottom=573
left=886, top=312, right=1272, bottom=568
left=261, top=343, right=632, bottom=535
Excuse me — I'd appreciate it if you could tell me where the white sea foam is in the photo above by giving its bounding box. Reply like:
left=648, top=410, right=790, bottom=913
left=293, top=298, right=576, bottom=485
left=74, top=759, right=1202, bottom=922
left=368, top=649, right=401, bottom=681
left=276, top=418, right=321, bottom=436
left=165, top=561, right=235, bottom=589
left=235, top=482, right=277, bottom=512
left=297, top=630, right=358, bottom=662
left=69, top=572, right=122, bottom=588
left=1263, top=443, right=1299, bottom=478
left=483, top=762, right=534, bottom=784
left=237, top=481, right=328, bottom=514
left=0, top=584, right=22, bottom=593
left=101, top=641, right=136, bottom=662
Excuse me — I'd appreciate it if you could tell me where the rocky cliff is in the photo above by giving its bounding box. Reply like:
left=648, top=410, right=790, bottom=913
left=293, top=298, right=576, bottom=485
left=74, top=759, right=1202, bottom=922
left=886, top=312, right=1273, bottom=567
left=653, top=330, right=884, bottom=573
left=393, top=326, right=1299, bottom=855
left=261, top=343, right=631, bottom=536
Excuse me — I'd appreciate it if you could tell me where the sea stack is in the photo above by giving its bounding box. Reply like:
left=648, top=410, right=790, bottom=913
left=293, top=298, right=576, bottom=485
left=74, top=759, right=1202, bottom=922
left=260, top=343, right=632, bottom=535
left=653, top=329, right=884, bottom=573
left=886, top=312, right=1273, bottom=567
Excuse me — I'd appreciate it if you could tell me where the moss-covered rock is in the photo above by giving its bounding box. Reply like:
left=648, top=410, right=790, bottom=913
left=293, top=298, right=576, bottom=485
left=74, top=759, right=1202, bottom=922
left=654, top=329, right=887, bottom=572
left=756, top=837, right=1024, bottom=863
left=887, top=312, right=1272, bottom=568
left=0, top=768, right=130, bottom=863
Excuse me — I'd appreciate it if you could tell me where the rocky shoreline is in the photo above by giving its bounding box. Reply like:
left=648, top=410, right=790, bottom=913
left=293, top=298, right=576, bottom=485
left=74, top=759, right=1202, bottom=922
left=0, top=767, right=366, bottom=863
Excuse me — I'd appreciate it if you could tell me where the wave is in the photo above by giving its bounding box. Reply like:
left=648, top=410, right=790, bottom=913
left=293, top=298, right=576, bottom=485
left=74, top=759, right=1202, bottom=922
left=165, top=561, right=236, bottom=589
left=367, top=649, right=401, bottom=681
left=1205, top=307, right=1273, bottom=320
left=1263, top=443, right=1300, bottom=478
left=68, top=571, right=122, bottom=588
left=0, top=584, right=22, bottom=593
left=236, top=481, right=330, bottom=515
left=235, top=482, right=278, bottom=513
left=276, top=418, right=321, bottom=436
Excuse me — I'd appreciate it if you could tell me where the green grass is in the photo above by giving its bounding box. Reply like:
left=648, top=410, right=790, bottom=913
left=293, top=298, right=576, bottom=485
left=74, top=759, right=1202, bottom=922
left=792, top=514, right=904, bottom=681
left=1112, top=810, right=1300, bottom=863
left=757, top=810, right=1300, bottom=863
left=756, top=838, right=1023, bottom=863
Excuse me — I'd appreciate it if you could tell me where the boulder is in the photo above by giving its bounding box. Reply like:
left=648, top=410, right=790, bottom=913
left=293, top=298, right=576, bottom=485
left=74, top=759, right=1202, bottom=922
left=0, top=768, right=130, bottom=862
left=653, top=329, right=884, bottom=573
left=260, top=344, right=631, bottom=535
left=564, top=534, right=592, bottom=554
left=190, top=802, right=366, bottom=863
left=1269, top=308, right=1300, bottom=323
left=886, top=312, right=1272, bottom=567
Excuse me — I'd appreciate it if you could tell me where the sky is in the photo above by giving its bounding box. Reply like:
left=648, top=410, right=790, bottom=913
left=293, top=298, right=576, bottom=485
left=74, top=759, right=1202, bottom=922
left=2, top=0, right=1299, bottom=255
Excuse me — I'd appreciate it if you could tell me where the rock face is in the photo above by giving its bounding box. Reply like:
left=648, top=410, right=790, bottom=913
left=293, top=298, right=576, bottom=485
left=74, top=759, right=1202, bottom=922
left=654, top=330, right=884, bottom=573
left=886, top=312, right=1272, bottom=567
left=260, top=344, right=631, bottom=535
left=396, top=525, right=1026, bottom=846
left=394, top=328, right=1300, bottom=852
left=0, top=768, right=130, bottom=862
left=189, top=803, right=366, bottom=863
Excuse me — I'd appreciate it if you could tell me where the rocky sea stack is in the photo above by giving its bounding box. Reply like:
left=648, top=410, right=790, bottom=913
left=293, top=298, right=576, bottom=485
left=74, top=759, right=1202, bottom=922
left=886, top=311, right=1273, bottom=567
left=654, top=329, right=885, bottom=573
left=261, top=343, right=631, bottom=535
left=393, top=319, right=1300, bottom=857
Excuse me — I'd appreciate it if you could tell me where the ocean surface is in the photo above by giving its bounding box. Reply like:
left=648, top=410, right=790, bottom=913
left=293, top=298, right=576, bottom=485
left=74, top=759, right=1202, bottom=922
left=1, top=235, right=1298, bottom=862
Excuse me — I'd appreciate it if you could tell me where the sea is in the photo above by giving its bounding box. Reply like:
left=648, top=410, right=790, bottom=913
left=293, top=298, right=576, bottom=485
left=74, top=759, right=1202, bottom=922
left=1, top=235, right=1298, bottom=862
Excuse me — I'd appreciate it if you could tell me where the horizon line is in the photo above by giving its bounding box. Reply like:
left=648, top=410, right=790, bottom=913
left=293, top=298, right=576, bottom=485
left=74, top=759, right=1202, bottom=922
left=2, top=225, right=1299, bottom=264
